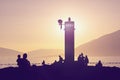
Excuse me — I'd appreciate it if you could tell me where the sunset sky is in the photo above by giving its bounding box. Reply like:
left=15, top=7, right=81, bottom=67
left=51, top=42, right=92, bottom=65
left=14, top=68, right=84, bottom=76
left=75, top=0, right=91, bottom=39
left=0, top=0, right=120, bottom=52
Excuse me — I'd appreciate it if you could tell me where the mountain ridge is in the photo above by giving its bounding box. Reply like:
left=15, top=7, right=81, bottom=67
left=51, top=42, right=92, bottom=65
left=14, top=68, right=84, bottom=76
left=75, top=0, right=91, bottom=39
left=76, top=30, right=120, bottom=56
left=0, top=47, right=22, bottom=55
left=0, top=30, right=120, bottom=56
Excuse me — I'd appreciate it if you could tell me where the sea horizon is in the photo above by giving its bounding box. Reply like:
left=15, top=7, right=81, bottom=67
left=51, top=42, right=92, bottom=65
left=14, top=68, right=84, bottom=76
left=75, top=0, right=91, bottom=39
left=0, top=55, right=120, bottom=69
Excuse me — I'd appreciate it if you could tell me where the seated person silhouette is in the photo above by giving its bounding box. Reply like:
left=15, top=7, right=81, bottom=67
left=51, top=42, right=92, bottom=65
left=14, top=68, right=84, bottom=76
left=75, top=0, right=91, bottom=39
left=96, top=60, right=103, bottom=67
left=16, top=54, right=22, bottom=68
left=53, top=60, right=57, bottom=64
left=42, top=60, right=45, bottom=66
left=58, top=55, right=64, bottom=63
left=22, top=53, right=30, bottom=68
left=16, top=53, right=31, bottom=68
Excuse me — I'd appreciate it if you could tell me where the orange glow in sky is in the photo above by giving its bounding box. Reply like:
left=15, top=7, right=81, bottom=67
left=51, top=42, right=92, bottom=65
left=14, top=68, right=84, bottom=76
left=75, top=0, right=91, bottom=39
left=0, top=0, right=120, bottom=52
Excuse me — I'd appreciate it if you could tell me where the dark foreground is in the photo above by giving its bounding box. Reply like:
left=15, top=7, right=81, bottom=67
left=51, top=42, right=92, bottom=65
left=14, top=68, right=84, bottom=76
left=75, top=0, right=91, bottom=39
left=0, top=63, right=120, bottom=80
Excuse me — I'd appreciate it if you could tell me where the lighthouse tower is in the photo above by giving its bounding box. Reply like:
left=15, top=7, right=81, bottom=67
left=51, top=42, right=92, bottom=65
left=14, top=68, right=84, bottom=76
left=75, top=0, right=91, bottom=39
left=58, top=17, right=75, bottom=64
left=65, top=17, right=75, bottom=63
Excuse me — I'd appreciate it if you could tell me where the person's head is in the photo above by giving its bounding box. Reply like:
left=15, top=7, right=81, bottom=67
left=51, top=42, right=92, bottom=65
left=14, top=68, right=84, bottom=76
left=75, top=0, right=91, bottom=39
left=98, top=60, right=101, bottom=63
left=17, top=55, right=21, bottom=58
left=80, top=53, right=83, bottom=56
left=23, top=53, right=27, bottom=59
left=85, top=55, right=88, bottom=58
left=59, top=55, right=61, bottom=58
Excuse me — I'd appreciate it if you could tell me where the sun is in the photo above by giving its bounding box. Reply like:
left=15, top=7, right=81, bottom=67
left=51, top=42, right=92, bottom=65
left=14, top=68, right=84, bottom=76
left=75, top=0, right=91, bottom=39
left=46, top=16, right=88, bottom=50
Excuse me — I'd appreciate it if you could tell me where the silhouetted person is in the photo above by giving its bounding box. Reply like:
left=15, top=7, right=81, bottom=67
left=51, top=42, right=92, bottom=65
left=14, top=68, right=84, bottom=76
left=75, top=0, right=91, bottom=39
left=84, top=55, right=89, bottom=66
left=54, top=60, right=57, bottom=64
left=78, top=53, right=85, bottom=66
left=96, top=60, right=103, bottom=67
left=58, top=55, right=64, bottom=63
left=42, top=60, right=45, bottom=66
left=52, top=60, right=58, bottom=65
left=16, top=54, right=22, bottom=68
left=22, top=53, right=30, bottom=68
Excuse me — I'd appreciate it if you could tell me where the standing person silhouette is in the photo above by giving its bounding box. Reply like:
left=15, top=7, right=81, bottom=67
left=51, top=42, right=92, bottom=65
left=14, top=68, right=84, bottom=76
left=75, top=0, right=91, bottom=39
left=78, top=53, right=85, bottom=66
left=84, top=55, right=89, bottom=66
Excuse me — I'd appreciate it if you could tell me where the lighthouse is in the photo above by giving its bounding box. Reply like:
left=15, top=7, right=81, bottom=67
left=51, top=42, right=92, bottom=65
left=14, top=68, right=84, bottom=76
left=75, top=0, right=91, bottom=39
left=58, top=17, right=75, bottom=63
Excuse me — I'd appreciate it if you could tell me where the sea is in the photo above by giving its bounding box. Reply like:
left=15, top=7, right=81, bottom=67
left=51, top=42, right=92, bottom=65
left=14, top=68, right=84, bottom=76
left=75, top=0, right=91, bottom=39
left=0, top=55, right=120, bottom=68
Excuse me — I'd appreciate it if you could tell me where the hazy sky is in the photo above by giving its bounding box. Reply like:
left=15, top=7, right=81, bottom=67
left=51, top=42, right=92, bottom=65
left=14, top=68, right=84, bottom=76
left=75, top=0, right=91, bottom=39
left=0, top=0, right=120, bottom=52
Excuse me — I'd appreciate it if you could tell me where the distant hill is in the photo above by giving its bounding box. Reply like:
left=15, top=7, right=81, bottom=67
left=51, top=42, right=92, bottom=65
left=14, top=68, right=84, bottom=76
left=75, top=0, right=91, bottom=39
left=0, top=47, right=21, bottom=56
left=28, top=49, right=64, bottom=63
left=29, top=49, right=63, bottom=57
left=0, top=30, right=120, bottom=64
left=0, top=47, right=22, bottom=66
left=76, top=30, right=120, bottom=56
left=30, top=30, right=120, bottom=57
